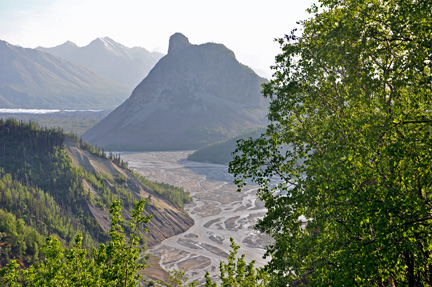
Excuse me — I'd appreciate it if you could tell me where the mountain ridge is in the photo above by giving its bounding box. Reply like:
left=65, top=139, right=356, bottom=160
left=0, top=40, right=129, bottom=109
left=37, top=37, right=164, bottom=88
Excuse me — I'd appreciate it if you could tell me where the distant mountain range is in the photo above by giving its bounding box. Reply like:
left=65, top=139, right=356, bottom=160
left=0, top=40, right=130, bottom=109
left=37, top=37, right=164, bottom=89
left=83, top=33, right=268, bottom=151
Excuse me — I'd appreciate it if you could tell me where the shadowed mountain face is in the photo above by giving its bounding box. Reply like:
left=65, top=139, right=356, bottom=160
left=37, top=37, right=164, bottom=89
left=0, top=40, right=129, bottom=109
left=82, top=33, right=268, bottom=151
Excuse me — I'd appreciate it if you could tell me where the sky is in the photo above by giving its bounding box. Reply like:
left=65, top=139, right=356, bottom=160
left=0, top=0, right=314, bottom=77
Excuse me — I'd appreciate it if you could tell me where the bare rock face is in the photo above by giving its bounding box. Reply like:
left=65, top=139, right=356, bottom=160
left=168, top=33, right=192, bottom=54
left=83, top=33, right=268, bottom=151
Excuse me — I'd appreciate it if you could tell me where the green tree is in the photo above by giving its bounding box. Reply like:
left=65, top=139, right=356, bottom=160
left=22, top=236, right=68, bottom=286
left=0, top=199, right=152, bottom=287
left=204, top=238, right=268, bottom=287
left=93, top=199, right=153, bottom=286
left=229, top=0, right=432, bottom=286
left=167, top=268, right=197, bottom=287
left=0, top=260, right=20, bottom=287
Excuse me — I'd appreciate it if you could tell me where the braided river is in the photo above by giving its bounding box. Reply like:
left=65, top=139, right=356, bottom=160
left=121, top=151, right=272, bottom=283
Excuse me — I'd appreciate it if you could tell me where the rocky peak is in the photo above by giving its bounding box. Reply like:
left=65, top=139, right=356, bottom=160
left=85, top=37, right=128, bottom=56
left=168, top=33, right=192, bottom=54
left=62, top=40, right=78, bottom=47
left=88, top=37, right=108, bottom=47
left=82, top=33, right=268, bottom=151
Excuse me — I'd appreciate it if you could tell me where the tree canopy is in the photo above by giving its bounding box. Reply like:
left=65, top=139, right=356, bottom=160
left=229, top=0, right=432, bottom=286
left=0, top=199, right=153, bottom=287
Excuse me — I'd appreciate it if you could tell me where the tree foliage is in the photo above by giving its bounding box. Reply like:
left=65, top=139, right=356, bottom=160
left=229, top=0, right=432, bottom=286
left=220, top=238, right=267, bottom=287
left=203, top=238, right=268, bottom=287
left=134, top=173, right=192, bottom=210
left=0, top=199, right=152, bottom=287
left=166, top=268, right=197, bottom=287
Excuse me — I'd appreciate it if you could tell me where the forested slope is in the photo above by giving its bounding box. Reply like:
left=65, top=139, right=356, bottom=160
left=187, top=128, right=265, bottom=164
left=0, top=119, right=193, bottom=268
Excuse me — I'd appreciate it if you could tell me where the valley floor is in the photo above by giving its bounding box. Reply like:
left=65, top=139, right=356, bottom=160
left=121, top=151, right=272, bottom=284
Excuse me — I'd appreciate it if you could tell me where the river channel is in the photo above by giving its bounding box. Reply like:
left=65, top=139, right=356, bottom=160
left=121, top=151, right=272, bottom=283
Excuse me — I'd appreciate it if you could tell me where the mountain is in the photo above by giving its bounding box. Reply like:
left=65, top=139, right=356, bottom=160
left=37, top=37, right=164, bottom=88
left=0, top=40, right=129, bottom=109
left=0, top=119, right=193, bottom=266
left=82, top=33, right=268, bottom=151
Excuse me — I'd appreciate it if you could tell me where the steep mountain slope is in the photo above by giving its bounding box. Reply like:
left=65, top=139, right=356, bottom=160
left=0, top=120, right=193, bottom=266
left=38, top=37, right=163, bottom=88
left=83, top=33, right=268, bottom=151
left=0, top=40, right=129, bottom=109
left=64, top=137, right=194, bottom=247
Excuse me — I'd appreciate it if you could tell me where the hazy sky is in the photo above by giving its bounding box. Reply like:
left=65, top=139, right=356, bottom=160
left=0, top=0, right=314, bottom=76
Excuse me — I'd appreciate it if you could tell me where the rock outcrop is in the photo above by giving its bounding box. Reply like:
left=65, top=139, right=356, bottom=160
left=168, top=33, right=192, bottom=54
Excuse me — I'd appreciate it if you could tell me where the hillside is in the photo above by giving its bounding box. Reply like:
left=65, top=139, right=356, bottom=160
left=0, top=40, right=129, bottom=109
left=82, top=33, right=268, bottom=151
left=187, top=128, right=266, bottom=164
left=0, top=119, right=193, bottom=267
left=37, top=37, right=164, bottom=89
